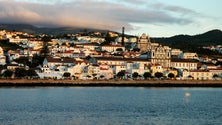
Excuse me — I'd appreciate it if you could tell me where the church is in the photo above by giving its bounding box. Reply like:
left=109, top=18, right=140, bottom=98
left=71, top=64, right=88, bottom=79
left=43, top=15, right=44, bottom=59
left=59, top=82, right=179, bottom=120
left=138, top=33, right=171, bottom=68
left=137, top=33, right=151, bottom=53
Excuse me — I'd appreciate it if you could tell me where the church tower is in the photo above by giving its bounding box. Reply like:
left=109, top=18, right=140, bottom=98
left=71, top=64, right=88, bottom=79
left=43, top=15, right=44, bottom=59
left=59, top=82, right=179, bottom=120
left=137, top=33, right=151, bottom=53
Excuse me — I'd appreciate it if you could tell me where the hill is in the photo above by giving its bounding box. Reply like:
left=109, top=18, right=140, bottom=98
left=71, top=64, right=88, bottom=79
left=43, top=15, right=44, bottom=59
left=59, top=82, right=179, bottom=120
left=152, top=29, right=222, bottom=57
left=0, top=24, right=107, bottom=35
left=1, top=24, right=222, bottom=57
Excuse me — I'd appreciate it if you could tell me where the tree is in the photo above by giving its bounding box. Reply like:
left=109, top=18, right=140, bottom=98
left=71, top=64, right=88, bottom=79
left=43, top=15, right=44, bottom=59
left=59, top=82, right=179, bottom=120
left=117, top=70, right=125, bottom=79
left=116, top=48, right=123, bottom=52
left=26, top=69, right=38, bottom=77
left=168, top=73, right=175, bottom=79
left=100, top=75, right=105, bottom=79
left=41, top=36, right=51, bottom=57
left=29, top=54, right=45, bottom=68
left=188, top=75, right=193, bottom=79
left=105, top=31, right=112, bottom=44
left=154, top=72, right=163, bottom=79
left=63, top=72, right=71, bottom=78
left=14, top=68, right=27, bottom=78
left=3, top=70, right=13, bottom=78
left=132, top=48, right=140, bottom=52
left=92, top=73, right=97, bottom=79
left=213, top=74, right=219, bottom=78
left=132, top=72, right=139, bottom=79
left=14, top=57, right=29, bottom=66
left=143, top=72, right=151, bottom=79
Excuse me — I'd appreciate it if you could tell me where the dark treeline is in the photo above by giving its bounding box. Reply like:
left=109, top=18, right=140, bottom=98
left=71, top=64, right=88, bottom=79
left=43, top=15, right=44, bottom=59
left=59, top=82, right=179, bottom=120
left=152, top=29, right=222, bottom=57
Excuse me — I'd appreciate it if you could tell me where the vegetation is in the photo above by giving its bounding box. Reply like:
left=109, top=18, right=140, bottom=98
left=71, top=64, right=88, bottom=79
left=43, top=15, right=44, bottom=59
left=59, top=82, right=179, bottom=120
left=13, top=55, right=44, bottom=68
left=117, top=70, right=125, bottom=79
left=0, top=39, right=21, bottom=51
left=132, top=72, right=139, bottom=79
left=3, top=70, right=13, bottom=78
left=143, top=72, right=151, bottom=79
left=41, top=36, right=51, bottom=57
left=63, top=72, right=71, bottom=78
left=26, top=69, right=38, bottom=77
left=14, top=68, right=38, bottom=78
left=14, top=68, right=27, bottom=78
left=152, top=29, right=222, bottom=57
left=154, top=72, right=163, bottom=78
left=168, top=73, right=175, bottom=79
left=14, top=57, right=29, bottom=66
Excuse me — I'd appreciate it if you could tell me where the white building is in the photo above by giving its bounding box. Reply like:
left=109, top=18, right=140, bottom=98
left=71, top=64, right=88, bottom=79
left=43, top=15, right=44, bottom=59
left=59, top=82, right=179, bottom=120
left=171, top=59, right=198, bottom=70
left=101, top=45, right=125, bottom=52
left=183, top=70, right=213, bottom=80
left=0, top=47, right=6, bottom=65
left=180, top=52, right=198, bottom=59
left=171, top=49, right=183, bottom=58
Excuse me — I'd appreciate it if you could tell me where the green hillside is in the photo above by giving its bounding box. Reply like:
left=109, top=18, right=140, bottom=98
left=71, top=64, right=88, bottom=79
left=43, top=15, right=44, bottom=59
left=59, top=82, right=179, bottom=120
left=152, top=29, right=222, bottom=57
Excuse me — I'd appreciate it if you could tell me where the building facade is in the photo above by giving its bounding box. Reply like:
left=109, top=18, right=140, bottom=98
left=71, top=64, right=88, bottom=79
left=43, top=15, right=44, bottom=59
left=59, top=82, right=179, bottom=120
left=137, top=33, right=151, bottom=53
left=149, top=45, right=171, bottom=68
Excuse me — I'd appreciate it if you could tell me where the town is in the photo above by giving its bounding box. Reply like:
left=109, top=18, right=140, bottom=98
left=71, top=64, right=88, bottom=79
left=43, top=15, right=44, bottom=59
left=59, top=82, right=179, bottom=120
left=0, top=28, right=222, bottom=81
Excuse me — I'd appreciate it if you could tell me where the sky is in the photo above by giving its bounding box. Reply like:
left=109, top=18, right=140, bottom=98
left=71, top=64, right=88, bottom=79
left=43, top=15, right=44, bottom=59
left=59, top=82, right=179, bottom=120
left=0, top=0, right=222, bottom=37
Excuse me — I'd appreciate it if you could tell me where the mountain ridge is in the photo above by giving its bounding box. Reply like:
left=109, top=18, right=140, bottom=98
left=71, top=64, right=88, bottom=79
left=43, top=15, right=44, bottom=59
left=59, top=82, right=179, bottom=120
left=0, top=24, right=108, bottom=35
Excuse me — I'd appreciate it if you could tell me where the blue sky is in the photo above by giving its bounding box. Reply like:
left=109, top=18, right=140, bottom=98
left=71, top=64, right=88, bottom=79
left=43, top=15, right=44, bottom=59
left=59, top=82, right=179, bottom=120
left=0, top=0, right=221, bottom=37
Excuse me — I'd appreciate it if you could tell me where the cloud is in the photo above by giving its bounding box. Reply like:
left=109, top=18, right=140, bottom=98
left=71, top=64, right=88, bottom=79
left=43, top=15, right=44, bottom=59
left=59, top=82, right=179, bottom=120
left=0, top=0, right=197, bottom=32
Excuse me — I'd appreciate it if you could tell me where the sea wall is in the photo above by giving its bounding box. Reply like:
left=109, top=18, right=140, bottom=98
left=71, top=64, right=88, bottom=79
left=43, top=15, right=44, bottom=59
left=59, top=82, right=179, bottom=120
left=0, top=79, right=222, bottom=87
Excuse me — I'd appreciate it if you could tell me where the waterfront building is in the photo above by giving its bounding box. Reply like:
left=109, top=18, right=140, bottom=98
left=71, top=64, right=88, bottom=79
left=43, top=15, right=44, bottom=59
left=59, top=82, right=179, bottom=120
left=183, top=70, right=213, bottom=80
left=0, top=47, right=6, bottom=65
left=99, top=62, right=113, bottom=79
left=150, top=64, right=164, bottom=77
left=92, top=57, right=151, bottom=77
left=208, top=66, right=222, bottom=78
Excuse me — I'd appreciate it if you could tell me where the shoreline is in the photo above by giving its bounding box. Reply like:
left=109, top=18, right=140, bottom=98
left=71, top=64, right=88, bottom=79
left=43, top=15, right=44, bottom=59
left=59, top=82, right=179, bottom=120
left=1, top=79, right=222, bottom=87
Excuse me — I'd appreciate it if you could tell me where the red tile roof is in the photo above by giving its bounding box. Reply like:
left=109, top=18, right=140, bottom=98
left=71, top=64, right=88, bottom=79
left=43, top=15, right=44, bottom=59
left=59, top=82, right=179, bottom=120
left=46, top=57, right=75, bottom=63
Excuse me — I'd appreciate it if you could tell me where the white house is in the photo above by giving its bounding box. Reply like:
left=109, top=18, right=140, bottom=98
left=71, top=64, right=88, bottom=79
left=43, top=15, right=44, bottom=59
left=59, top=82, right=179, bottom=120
left=37, top=57, right=75, bottom=79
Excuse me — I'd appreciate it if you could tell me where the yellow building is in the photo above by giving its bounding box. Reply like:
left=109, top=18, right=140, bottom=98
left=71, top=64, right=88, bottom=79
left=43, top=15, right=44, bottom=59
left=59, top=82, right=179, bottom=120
left=150, top=64, right=164, bottom=77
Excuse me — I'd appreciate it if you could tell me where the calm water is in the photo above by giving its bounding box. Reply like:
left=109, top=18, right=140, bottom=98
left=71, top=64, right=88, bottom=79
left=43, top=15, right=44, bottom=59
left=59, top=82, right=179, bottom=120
left=0, top=87, right=221, bottom=125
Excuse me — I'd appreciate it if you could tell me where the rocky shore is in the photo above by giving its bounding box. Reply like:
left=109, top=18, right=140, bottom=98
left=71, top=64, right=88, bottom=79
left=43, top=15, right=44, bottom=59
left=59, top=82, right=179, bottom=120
left=0, top=79, right=222, bottom=87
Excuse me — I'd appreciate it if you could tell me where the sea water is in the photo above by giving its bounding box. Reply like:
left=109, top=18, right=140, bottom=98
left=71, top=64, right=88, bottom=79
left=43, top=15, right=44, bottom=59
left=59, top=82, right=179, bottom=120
left=0, top=87, right=221, bottom=125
